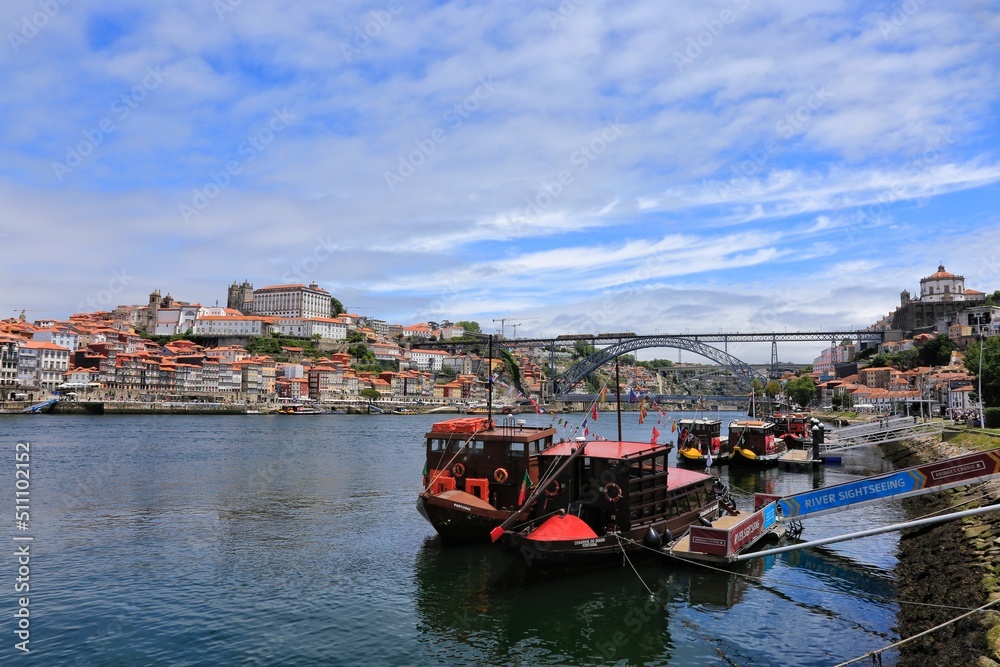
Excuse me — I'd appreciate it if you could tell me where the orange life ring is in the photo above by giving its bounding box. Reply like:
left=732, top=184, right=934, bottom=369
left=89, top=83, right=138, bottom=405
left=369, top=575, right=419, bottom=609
left=494, top=467, right=509, bottom=483
left=544, top=479, right=561, bottom=497
left=452, top=462, right=466, bottom=477
left=604, top=483, right=622, bottom=502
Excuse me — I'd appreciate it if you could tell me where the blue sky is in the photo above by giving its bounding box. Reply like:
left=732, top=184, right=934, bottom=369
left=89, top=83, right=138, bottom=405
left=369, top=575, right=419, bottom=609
left=2, top=0, right=999, bottom=362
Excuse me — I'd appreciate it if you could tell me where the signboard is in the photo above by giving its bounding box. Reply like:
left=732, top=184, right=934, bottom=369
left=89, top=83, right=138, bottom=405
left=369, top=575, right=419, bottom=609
left=779, top=448, right=1000, bottom=520
left=689, top=502, right=777, bottom=557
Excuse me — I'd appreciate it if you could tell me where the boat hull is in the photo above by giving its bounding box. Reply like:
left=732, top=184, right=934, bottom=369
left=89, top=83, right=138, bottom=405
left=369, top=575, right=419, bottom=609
left=728, top=446, right=785, bottom=467
left=677, top=448, right=729, bottom=467
left=416, top=490, right=510, bottom=543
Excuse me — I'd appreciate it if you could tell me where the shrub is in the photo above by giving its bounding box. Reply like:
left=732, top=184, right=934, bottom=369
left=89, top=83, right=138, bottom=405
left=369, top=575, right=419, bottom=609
left=985, top=407, right=1000, bottom=429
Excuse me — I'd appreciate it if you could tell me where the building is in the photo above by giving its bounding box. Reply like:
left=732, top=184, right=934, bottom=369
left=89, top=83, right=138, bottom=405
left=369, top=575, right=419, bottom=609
left=19, top=341, right=71, bottom=391
left=251, top=282, right=332, bottom=319
left=1, top=337, right=20, bottom=389
left=407, top=348, right=448, bottom=371
left=892, top=265, right=987, bottom=334
left=227, top=280, right=255, bottom=314
left=964, top=305, right=1000, bottom=337
left=193, top=315, right=271, bottom=337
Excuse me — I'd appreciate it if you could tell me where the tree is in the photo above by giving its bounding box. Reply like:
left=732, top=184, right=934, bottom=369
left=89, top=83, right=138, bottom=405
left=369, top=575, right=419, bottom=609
left=574, top=340, right=595, bottom=358
left=360, top=388, right=381, bottom=403
left=456, top=320, right=481, bottom=334
left=330, top=298, right=345, bottom=317
left=751, top=378, right=764, bottom=395
left=984, top=290, right=1000, bottom=307
left=764, top=380, right=782, bottom=398
left=785, top=374, right=816, bottom=408
left=964, top=336, right=1000, bottom=408
left=917, top=334, right=957, bottom=367
left=346, top=330, right=366, bottom=343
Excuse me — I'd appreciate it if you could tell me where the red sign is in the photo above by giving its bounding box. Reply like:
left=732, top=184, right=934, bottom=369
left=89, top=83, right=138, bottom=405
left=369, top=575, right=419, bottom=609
left=689, top=506, right=768, bottom=557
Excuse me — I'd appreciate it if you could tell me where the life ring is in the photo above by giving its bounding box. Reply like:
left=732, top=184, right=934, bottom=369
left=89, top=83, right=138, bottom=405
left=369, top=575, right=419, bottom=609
left=604, top=483, right=622, bottom=502
left=452, top=462, right=466, bottom=477
left=494, top=467, right=509, bottom=483
left=544, top=479, right=561, bottom=497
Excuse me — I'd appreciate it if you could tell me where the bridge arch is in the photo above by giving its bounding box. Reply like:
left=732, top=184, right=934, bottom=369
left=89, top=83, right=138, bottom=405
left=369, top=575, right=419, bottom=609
left=555, top=336, right=769, bottom=395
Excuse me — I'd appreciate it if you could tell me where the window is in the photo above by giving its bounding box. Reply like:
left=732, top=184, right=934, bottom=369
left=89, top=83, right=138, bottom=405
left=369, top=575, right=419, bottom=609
left=508, top=442, right=525, bottom=455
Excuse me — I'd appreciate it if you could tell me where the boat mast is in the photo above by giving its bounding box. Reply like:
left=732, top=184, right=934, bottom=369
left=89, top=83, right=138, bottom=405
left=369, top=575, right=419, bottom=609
left=487, top=334, right=493, bottom=421
left=615, top=356, right=623, bottom=441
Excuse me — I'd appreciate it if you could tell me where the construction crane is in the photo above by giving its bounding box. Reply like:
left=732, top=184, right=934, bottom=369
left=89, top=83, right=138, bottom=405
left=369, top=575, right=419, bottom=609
left=492, top=317, right=538, bottom=339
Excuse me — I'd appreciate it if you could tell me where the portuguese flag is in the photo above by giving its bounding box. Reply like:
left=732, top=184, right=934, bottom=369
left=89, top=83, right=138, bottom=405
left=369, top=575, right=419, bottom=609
left=518, top=471, right=533, bottom=505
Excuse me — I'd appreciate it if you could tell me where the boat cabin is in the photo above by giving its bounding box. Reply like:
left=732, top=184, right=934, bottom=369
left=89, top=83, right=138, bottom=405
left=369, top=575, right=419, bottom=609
left=677, top=418, right=723, bottom=454
left=529, top=439, right=714, bottom=536
left=728, top=420, right=779, bottom=457
left=423, top=416, right=556, bottom=511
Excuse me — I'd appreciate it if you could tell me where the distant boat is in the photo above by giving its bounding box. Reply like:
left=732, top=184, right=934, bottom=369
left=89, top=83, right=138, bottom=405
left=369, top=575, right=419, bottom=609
left=728, top=420, right=786, bottom=466
left=277, top=404, right=324, bottom=415
left=392, top=407, right=419, bottom=415
left=367, top=404, right=384, bottom=414
left=676, top=418, right=728, bottom=467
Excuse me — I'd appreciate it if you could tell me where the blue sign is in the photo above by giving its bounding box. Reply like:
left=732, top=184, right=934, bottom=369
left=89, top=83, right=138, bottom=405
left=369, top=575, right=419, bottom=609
left=779, top=470, right=922, bottom=519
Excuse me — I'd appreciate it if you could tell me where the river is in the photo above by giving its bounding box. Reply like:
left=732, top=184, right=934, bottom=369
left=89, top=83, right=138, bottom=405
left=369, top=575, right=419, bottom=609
left=0, top=411, right=904, bottom=665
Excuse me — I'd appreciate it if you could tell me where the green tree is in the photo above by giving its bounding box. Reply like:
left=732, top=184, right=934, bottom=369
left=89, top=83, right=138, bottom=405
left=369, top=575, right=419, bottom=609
left=360, top=388, right=381, bottom=403
left=347, top=343, right=375, bottom=364
left=786, top=374, right=816, bottom=408
left=984, top=290, right=1000, bottom=307
left=964, top=336, right=1000, bottom=408
left=891, top=348, right=920, bottom=371
left=346, top=330, right=366, bottom=343
left=917, top=334, right=957, bottom=367
left=455, top=320, right=481, bottom=334
left=764, top=380, right=782, bottom=398
left=574, top=340, right=596, bottom=358
left=751, top=378, right=764, bottom=395
left=330, top=298, right=345, bottom=317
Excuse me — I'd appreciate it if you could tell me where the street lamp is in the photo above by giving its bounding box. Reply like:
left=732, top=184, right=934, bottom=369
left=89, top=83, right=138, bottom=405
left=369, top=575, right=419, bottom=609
left=979, top=335, right=986, bottom=429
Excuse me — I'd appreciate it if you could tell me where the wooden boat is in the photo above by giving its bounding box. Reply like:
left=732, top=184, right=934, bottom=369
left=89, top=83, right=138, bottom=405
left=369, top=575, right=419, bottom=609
left=417, top=416, right=558, bottom=543
left=771, top=412, right=813, bottom=448
left=501, top=438, right=728, bottom=571
left=676, top=418, right=728, bottom=467
left=728, top=419, right=786, bottom=466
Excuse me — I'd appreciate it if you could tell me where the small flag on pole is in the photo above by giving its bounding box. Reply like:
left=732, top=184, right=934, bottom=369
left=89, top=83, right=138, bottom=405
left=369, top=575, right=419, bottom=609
left=651, top=426, right=660, bottom=444
left=671, top=420, right=677, bottom=433
left=600, top=386, right=607, bottom=403
left=591, top=404, right=599, bottom=421
left=518, top=470, right=533, bottom=505
left=705, top=447, right=713, bottom=468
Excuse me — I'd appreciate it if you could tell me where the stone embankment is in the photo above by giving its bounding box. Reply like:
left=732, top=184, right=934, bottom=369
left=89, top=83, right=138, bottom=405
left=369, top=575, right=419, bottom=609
left=880, top=433, right=1000, bottom=667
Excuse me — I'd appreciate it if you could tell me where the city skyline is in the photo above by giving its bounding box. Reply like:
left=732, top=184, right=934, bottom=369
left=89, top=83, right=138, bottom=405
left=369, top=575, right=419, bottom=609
left=2, top=2, right=999, bottom=365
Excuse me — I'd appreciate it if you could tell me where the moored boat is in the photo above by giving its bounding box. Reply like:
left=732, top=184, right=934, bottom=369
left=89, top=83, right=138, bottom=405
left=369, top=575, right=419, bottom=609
left=501, top=437, right=729, bottom=571
left=276, top=404, right=324, bottom=414
left=676, top=418, right=728, bottom=467
left=728, top=419, right=786, bottom=466
left=417, top=416, right=557, bottom=543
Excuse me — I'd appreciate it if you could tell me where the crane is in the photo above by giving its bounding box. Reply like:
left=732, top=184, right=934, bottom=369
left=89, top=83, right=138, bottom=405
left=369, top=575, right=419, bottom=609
left=492, top=317, right=538, bottom=339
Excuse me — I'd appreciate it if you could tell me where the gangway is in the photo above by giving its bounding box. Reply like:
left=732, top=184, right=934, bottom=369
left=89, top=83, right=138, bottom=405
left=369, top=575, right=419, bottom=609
left=728, top=447, right=1000, bottom=562
left=21, top=398, right=57, bottom=414
left=821, top=416, right=944, bottom=453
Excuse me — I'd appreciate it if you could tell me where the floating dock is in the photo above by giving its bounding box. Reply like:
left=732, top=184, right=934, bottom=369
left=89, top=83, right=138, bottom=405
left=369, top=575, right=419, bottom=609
left=778, top=449, right=822, bottom=470
left=669, top=502, right=786, bottom=565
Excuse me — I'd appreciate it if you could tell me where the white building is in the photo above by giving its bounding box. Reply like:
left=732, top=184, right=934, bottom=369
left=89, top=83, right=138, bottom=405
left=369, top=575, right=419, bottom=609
left=270, top=317, right=347, bottom=340
left=19, top=341, right=71, bottom=391
left=33, top=327, right=80, bottom=352
left=408, top=348, right=448, bottom=371
left=193, top=315, right=270, bottom=337
left=919, top=265, right=970, bottom=303
left=251, top=282, right=332, bottom=319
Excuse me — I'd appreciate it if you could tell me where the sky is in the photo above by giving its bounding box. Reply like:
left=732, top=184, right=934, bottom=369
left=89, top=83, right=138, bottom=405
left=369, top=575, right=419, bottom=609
left=1, top=0, right=999, bottom=363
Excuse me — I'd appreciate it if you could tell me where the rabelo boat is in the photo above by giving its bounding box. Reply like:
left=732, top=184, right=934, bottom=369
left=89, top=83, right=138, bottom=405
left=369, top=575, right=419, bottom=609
left=416, top=415, right=557, bottom=543
left=728, top=419, right=786, bottom=466
left=500, top=437, right=731, bottom=571
left=676, top=418, right=728, bottom=467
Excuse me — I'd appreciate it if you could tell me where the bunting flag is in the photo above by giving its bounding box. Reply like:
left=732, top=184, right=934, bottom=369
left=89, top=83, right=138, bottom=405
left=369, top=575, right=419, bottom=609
left=591, top=404, right=599, bottom=421
left=651, top=426, right=660, bottom=444
left=628, top=388, right=637, bottom=403
left=705, top=447, right=713, bottom=468
left=422, top=460, right=429, bottom=487
left=517, top=470, right=532, bottom=505
left=599, top=385, right=608, bottom=403
left=638, top=399, right=648, bottom=424
left=671, top=420, right=677, bottom=433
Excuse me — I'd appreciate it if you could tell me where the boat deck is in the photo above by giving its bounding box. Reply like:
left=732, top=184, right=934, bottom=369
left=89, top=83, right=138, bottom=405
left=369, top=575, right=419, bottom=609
left=669, top=510, right=787, bottom=565
left=778, top=449, right=822, bottom=469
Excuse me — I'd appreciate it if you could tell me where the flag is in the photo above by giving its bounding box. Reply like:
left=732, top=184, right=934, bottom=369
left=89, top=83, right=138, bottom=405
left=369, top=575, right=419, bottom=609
left=638, top=399, right=648, bottom=424
left=671, top=420, right=677, bottom=433
left=705, top=447, right=713, bottom=468
left=517, top=471, right=533, bottom=505
left=628, top=388, right=637, bottom=403
left=651, top=426, right=660, bottom=444
left=599, top=385, right=607, bottom=403
left=591, top=404, right=599, bottom=421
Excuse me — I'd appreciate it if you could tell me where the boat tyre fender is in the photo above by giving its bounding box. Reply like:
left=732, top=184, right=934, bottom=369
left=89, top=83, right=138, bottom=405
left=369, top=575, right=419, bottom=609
left=452, top=462, right=466, bottom=478
left=544, top=479, right=561, bottom=497
left=603, top=483, right=622, bottom=503
left=493, top=467, right=508, bottom=483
